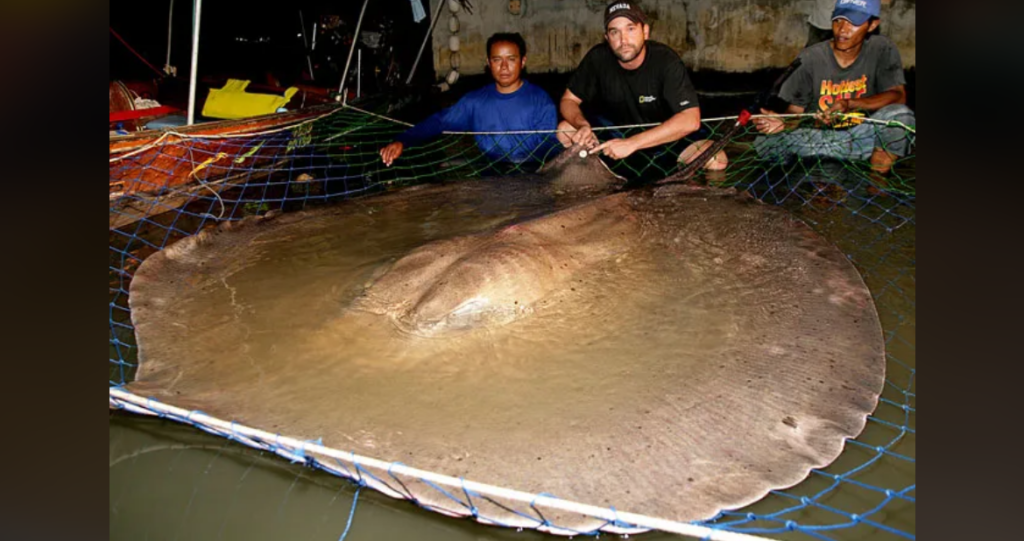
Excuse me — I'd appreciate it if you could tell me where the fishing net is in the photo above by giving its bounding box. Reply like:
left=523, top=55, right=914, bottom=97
left=110, top=103, right=915, bottom=540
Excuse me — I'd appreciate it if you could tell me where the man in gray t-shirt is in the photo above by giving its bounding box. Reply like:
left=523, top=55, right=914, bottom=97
left=754, top=0, right=915, bottom=175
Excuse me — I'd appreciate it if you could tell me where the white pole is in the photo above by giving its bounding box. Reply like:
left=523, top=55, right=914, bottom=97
left=187, top=0, right=202, bottom=125
left=311, top=22, right=318, bottom=51
left=299, top=10, right=314, bottom=81
left=338, top=0, right=370, bottom=102
left=109, top=387, right=776, bottom=541
left=406, top=0, right=447, bottom=85
left=165, top=0, right=175, bottom=73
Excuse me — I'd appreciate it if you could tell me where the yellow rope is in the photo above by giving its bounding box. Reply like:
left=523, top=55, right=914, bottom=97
left=189, top=152, right=229, bottom=180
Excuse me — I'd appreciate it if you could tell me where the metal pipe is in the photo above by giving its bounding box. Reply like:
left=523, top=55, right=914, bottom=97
left=406, top=0, right=447, bottom=85
left=187, top=0, right=202, bottom=125
left=299, top=10, right=314, bottom=80
left=338, top=0, right=371, bottom=102
left=165, top=0, right=175, bottom=73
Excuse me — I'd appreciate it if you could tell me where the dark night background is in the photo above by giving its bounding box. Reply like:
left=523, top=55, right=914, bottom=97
left=110, top=0, right=438, bottom=112
left=111, top=0, right=433, bottom=81
left=109, top=0, right=913, bottom=121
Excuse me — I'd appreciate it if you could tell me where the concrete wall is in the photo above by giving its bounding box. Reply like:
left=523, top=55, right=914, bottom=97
left=429, top=0, right=915, bottom=79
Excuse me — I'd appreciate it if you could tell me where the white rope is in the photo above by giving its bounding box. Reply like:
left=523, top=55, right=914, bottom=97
left=438, top=113, right=914, bottom=136
left=112, top=107, right=913, bottom=165
left=110, top=100, right=419, bottom=164
left=110, top=387, right=777, bottom=541
left=338, top=103, right=414, bottom=127
left=109, top=105, right=347, bottom=163
left=744, top=112, right=917, bottom=134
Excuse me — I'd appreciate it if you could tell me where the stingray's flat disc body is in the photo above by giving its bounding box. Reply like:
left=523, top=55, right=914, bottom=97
left=128, top=170, right=884, bottom=533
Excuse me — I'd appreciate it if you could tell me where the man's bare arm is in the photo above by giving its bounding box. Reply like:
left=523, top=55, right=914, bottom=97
left=591, top=108, right=701, bottom=160
left=559, top=89, right=600, bottom=147
left=755, top=103, right=805, bottom=134
left=818, top=85, right=906, bottom=125
left=625, top=108, right=701, bottom=151
left=559, top=89, right=589, bottom=129
left=840, top=85, right=906, bottom=113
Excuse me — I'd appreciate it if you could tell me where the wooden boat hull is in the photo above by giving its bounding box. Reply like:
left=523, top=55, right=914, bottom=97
left=110, top=104, right=340, bottom=229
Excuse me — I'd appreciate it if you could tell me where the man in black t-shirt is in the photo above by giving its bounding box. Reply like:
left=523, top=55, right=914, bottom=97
left=556, top=1, right=702, bottom=163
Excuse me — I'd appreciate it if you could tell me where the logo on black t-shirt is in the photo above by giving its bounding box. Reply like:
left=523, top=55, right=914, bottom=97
left=638, top=95, right=657, bottom=104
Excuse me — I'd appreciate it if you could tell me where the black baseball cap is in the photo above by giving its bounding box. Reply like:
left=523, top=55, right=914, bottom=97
left=605, top=1, right=646, bottom=29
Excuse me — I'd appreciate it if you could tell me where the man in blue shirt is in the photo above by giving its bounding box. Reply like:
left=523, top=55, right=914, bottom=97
left=379, top=33, right=559, bottom=169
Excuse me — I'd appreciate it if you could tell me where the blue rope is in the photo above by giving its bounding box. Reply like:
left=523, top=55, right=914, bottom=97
left=337, top=485, right=362, bottom=541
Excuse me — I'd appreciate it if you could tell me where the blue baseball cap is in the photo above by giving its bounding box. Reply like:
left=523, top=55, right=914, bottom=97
left=832, top=0, right=881, bottom=26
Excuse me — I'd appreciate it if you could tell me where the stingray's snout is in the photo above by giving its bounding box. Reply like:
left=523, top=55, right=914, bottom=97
left=397, top=296, right=491, bottom=337
left=399, top=295, right=530, bottom=337
left=438, top=297, right=492, bottom=330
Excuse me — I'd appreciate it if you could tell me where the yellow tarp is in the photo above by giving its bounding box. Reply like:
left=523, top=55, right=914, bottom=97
left=202, top=79, right=299, bottom=120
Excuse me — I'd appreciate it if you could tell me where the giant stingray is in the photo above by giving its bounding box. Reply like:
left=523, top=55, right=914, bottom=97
left=127, top=147, right=885, bottom=534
